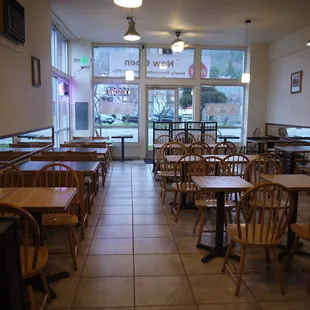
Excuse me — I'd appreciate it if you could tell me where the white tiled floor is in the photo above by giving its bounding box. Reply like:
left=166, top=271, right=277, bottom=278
left=41, top=161, right=310, bottom=310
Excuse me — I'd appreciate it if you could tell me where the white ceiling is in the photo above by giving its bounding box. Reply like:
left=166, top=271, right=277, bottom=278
left=50, top=0, right=310, bottom=46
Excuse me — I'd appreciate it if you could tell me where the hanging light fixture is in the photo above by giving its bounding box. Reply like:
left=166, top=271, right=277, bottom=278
left=124, top=10, right=140, bottom=41
left=114, top=0, right=142, bottom=8
left=241, top=20, right=251, bottom=84
left=171, top=31, right=185, bottom=53
left=307, top=40, right=310, bottom=46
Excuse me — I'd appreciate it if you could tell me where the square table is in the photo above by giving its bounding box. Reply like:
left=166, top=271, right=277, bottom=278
left=0, top=188, right=17, bottom=200
left=111, top=135, right=133, bottom=162
left=261, top=174, right=310, bottom=258
left=192, top=176, right=252, bottom=263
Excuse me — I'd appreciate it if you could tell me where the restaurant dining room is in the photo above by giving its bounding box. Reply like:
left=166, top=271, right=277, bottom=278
left=1, top=0, right=310, bottom=309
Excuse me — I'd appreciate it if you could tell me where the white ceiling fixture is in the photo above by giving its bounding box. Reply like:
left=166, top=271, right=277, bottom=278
left=241, top=19, right=251, bottom=84
left=125, top=70, right=134, bottom=80
left=114, top=0, right=142, bottom=8
left=307, top=39, right=310, bottom=46
left=171, top=31, right=185, bottom=53
left=124, top=10, right=140, bottom=41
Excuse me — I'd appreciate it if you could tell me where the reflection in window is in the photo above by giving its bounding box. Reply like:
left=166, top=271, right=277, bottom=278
left=201, top=49, right=244, bottom=79
left=94, top=84, right=139, bottom=142
left=93, top=47, right=140, bottom=78
left=179, top=88, right=193, bottom=121
left=146, top=48, right=195, bottom=79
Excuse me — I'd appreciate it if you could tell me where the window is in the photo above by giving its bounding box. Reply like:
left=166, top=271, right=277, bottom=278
left=93, top=47, right=140, bottom=78
left=146, top=48, right=195, bottom=78
left=201, top=49, right=244, bottom=79
left=51, top=28, right=68, bottom=73
left=201, top=85, right=244, bottom=141
left=94, top=84, right=139, bottom=142
left=179, top=88, right=193, bottom=121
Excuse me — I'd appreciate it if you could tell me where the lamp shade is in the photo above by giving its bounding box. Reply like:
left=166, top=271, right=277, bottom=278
left=241, top=73, right=251, bottom=83
left=114, top=0, right=142, bottom=8
left=125, top=70, right=134, bottom=81
left=171, top=39, right=184, bottom=53
left=124, top=20, right=140, bottom=41
left=307, top=40, right=310, bottom=46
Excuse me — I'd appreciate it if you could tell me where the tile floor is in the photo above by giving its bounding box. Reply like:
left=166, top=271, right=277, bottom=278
left=41, top=161, right=310, bottom=310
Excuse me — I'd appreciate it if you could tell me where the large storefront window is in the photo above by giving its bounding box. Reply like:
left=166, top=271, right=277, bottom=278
left=51, top=28, right=68, bottom=73
left=94, top=84, right=139, bottom=142
left=93, top=47, right=140, bottom=78
left=201, top=85, right=244, bottom=141
left=201, top=49, right=244, bottom=79
left=146, top=48, right=195, bottom=79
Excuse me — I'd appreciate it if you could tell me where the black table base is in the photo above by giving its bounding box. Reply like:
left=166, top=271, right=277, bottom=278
left=197, top=243, right=240, bottom=263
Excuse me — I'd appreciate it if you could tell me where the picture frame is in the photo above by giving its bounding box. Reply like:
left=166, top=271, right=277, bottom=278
left=31, top=56, right=41, bottom=88
left=290, top=70, right=303, bottom=94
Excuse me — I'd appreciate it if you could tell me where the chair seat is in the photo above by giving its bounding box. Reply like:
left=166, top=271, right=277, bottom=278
left=21, top=246, right=48, bottom=278
left=172, top=182, right=197, bottom=192
left=291, top=222, right=310, bottom=241
left=195, top=199, right=236, bottom=208
left=43, top=213, right=79, bottom=226
left=227, top=223, right=283, bottom=246
left=250, top=199, right=284, bottom=209
left=158, top=171, right=180, bottom=177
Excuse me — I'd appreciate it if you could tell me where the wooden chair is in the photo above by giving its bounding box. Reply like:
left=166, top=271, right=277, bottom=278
left=188, top=141, right=212, bottom=155
left=158, top=141, right=187, bottom=204
left=155, top=135, right=171, bottom=144
left=33, top=163, right=80, bottom=270
left=259, top=152, right=284, bottom=173
left=278, top=127, right=288, bottom=137
left=287, top=221, right=310, bottom=293
left=213, top=141, right=237, bottom=155
left=175, top=132, right=195, bottom=144
left=0, top=203, right=51, bottom=309
left=221, top=154, right=250, bottom=179
left=240, top=128, right=262, bottom=154
left=221, top=183, right=294, bottom=296
left=195, top=134, right=216, bottom=144
left=172, top=153, right=207, bottom=222
left=193, top=156, right=236, bottom=243
left=0, top=163, right=24, bottom=187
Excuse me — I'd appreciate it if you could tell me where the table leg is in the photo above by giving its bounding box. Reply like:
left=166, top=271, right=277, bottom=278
left=121, top=138, right=125, bottom=162
left=289, top=152, right=295, bottom=174
left=287, top=191, right=298, bottom=251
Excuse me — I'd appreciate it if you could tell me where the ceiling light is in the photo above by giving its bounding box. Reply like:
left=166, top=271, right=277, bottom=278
left=171, top=31, right=184, bottom=53
left=114, top=0, right=142, bottom=8
left=124, top=16, right=140, bottom=41
left=125, top=70, right=134, bottom=81
left=159, top=62, right=168, bottom=70
left=241, top=20, right=251, bottom=84
left=307, top=40, right=310, bottom=46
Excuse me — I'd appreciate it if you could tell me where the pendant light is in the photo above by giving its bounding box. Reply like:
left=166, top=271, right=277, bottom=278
left=171, top=31, right=185, bottom=53
left=241, top=20, right=251, bottom=84
left=124, top=9, right=140, bottom=41
left=307, top=40, right=310, bottom=46
left=114, top=0, right=142, bottom=8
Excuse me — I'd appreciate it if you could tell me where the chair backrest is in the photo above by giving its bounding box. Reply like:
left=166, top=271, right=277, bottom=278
left=81, top=143, right=107, bottom=148
left=278, top=127, right=288, bottom=137
left=72, top=136, right=89, bottom=140
left=63, top=153, right=97, bottom=161
left=253, top=128, right=262, bottom=137
left=155, top=135, right=171, bottom=144
left=158, top=141, right=187, bottom=172
left=174, top=153, right=207, bottom=192
left=0, top=163, right=24, bottom=187
left=195, top=134, right=216, bottom=144
left=244, top=157, right=281, bottom=186
left=204, top=155, right=223, bottom=176
left=188, top=141, right=212, bottom=155
left=259, top=152, right=284, bottom=173
left=235, top=183, right=294, bottom=244
left=220, top=154, right=249, bottom=177
left=175, top=132, right=195, bottom=144
left=0, top=203, right=40, bottom=274
left=213, top=141, right=237, bottom=155
left=60, top=143, right=81, bottom=148
left=91, top=136, right=109, bottom=140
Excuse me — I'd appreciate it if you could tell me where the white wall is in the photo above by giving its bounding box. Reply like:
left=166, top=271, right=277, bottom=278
left=267, top=25, right=310, bottom=126
left=0, top=0, right=52, bottom=136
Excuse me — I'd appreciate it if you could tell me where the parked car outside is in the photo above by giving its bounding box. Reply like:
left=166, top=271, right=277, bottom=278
left=94, top=114, right=115, bottom=124
left=122, top=114, right=139, bottom=123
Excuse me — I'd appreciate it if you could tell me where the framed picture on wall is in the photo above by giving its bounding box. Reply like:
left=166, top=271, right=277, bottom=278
left=290, top=70, right=303, bottom=94
left=31, top=56, right=41, bottom=88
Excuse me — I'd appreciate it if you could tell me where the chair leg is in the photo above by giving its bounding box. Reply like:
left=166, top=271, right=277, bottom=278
left=26, top=285, right=36, bottom=310
left=271, top=247, right=285, bottom=295
left=197, top=208, right=206, bottom=244
left=265, top=248, right=270, bottom=270
left=172, top=192, right=177, bottom=214
left=40, top=270, right=51, bottom=303
left=175, top=194, right=182, bottom=223
left=235, top=245, right=247, bottom=296
left=221, top=240, right=234, bottom=272
left=307, top=269, right=310, bottom=294
left=162, top=177, right=167, bottom=204
left=286, top=236, right=300, bottom=269
left=193, top=208, right=202, bottom=234
left=227, top=210, right=233, bottom=224
left=68, top=227, right=78, bottom=271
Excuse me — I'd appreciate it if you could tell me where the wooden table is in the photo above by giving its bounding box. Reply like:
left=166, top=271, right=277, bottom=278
left=192, top=176, right=252, bottom=263
left=68, top=139, right=112, bottom=145
left=48, top=147, right=108, bottom=156
left=262, top=174, right=310, bottom=258
left=275, top=145, right=310, bottom=174
left=0, top=188, right=18, bottom=200
left=247, top=139, right=283, bottom=153
left=218, top=135, right=240, bottom=142
left=112, top=135, right=133, bottom=162
left=165, top=154, right=259, bottom=163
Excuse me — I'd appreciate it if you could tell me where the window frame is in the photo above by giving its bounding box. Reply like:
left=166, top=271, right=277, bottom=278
left=51, top=26, right=68, bottom=74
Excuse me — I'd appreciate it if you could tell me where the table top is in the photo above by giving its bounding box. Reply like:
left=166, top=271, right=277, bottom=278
left=218, top=135, right=240, bottom=139
left=165, top=154, right=259, bottom=163
left=0, top=188, right=17, bottom=200
left=18, top=161, right=100, bottom=173
left=262, top=174, right=310, bottom=191
left=0, top=147, right=42, bottom=153
left=192, top=176, right=252, bottom=192
left=111, top=135, right=133, bottom=139
left=0, top=187, right=76, bottom=212
left=274, top=145, right=310, bottom=153
left=247, top=139, right=283, bottom=144
left=68, top=139, right=112, bottom=144
left=48, top=147, right=108, bottom=154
